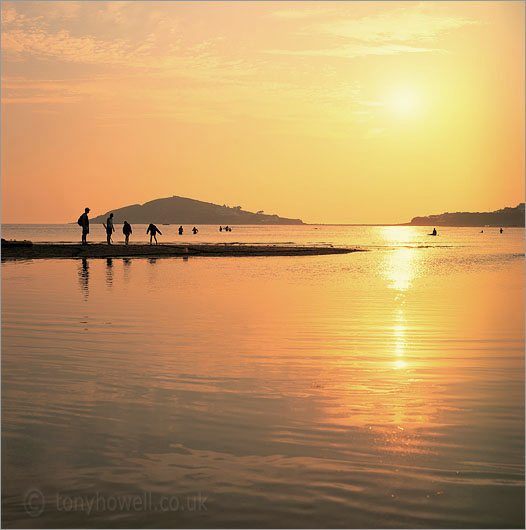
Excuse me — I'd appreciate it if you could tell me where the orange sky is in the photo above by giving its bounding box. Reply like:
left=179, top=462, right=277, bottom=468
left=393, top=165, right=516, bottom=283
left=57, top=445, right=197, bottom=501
left=1, top=1, right=524, bottom=224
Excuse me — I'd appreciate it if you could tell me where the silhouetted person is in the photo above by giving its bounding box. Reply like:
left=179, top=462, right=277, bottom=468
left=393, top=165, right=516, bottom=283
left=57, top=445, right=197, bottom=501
left=225, top=225, right=231, bottom=232
left=192, top=227, right=198, bottom=234
left=500, top=228, right=503, bottom=234
left=178, top=225, right=183, bottom=235
left=147, top=223, right=162, bottom=245
left=105, top=213, right=115, bottom=245
left=219, top=226, right=223, bottom=232
left=431, top=228, right=437, bottom=236
left=123, top=221, right=132, bottom=245
left=480, top=230, right=484, bottom=233
left=78, top=207, right=90, bottom=245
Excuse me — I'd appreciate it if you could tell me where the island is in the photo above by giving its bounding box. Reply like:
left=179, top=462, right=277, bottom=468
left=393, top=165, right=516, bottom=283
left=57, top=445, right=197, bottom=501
left=406, top=203, right=525, bottom=227
left=91, top=195, right=304, bottom=225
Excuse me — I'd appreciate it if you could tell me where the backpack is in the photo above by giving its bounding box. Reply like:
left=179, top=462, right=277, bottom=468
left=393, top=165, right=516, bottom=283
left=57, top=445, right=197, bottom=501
left=77, top=215, right=84, bottom=226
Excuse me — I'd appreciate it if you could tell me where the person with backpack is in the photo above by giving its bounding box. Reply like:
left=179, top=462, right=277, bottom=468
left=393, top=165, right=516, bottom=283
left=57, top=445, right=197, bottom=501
left=123, top=221, right=132, bottom=245
left=78, top=207, right=90, bottom=245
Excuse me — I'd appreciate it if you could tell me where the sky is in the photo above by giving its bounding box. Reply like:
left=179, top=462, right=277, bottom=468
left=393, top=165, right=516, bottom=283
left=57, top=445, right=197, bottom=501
left=1, top=1, right=524, bottom=224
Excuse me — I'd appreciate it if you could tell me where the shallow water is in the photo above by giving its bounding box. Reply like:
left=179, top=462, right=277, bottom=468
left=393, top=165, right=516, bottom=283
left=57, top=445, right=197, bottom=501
left=2, top=226, right=524, bottom=528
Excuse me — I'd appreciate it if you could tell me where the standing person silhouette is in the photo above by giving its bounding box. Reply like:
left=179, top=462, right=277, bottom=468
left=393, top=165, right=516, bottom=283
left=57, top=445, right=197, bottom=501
left=146, top=223, right=162, bottom=245
left=105, top=213, right=115, bottom=245
left=78, top=207, right=90, bottom=245
left=178, top=225, right=183, bottom=235
left=123, top=221, right=132, bottom=245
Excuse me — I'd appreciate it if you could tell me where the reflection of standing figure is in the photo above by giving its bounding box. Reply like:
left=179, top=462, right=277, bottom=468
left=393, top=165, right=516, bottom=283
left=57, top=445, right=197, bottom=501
left=106, top=258, right=114, bottom=287
left=78, top=258, right=90, bottom=298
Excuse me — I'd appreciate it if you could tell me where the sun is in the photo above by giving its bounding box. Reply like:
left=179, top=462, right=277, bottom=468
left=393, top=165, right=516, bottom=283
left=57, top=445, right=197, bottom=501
left=387, top=87, right=420, bottom=117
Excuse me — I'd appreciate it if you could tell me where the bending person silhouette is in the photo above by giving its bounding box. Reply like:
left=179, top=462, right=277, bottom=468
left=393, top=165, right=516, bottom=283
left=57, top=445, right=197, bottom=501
left=104, top=213, right=115, bottom=245
left=192, top=227, right=198, bottom=234
left=147, top=223, right=162, bottom=245
left=78, top=207, right=90, bottom=245
left=123, top=221, right=132, bottom=245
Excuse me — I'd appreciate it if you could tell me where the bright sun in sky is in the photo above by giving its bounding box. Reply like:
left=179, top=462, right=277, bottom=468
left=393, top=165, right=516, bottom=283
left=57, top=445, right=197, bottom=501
left=387, top=87, right=420, bottom=117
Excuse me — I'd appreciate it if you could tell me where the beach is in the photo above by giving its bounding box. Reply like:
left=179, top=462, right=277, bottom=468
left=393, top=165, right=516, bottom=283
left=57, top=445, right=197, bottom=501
left=1, top=242, right=360, bottom=260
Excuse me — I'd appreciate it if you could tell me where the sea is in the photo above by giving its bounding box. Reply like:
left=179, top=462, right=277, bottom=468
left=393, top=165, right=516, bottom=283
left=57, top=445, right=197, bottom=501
left=2, top=224, right=524, bottom=528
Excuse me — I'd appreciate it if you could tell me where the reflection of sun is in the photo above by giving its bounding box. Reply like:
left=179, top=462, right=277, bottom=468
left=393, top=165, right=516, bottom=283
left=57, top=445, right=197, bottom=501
left=383, top=248, right=419, bottom=291
left=393, top=359, right=408, bottom=369
left=378, top=227, right=423, bottom=291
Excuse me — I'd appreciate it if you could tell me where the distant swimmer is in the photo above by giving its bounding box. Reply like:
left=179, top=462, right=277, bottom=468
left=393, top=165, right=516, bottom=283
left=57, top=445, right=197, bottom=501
left=77, top=207, right=90, bottom=245
left=480, top=230, right=484, bottom=233
left=123, top=221, right=132, bottom=245
left=192, top=227, right=198, bottom=234
left=178, top=225, right=183, bottom=235
left=219, top=226, right=223, bottom=232
left=429, top=228, right=437, bottom=236
left=146, top=223, right=162, bottom=245
left=104, top=213, right=115, bottom=245
left=500, top=228, right=503, bottom=234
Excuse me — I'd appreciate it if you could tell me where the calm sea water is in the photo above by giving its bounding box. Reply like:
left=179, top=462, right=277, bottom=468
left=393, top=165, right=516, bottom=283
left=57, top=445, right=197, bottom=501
left=2, top=225, right=524, bottom=528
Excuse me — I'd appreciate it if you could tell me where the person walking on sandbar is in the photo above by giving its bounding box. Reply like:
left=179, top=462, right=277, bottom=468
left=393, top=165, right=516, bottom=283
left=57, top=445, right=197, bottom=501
left=104, top=213, right=115, bottom=245
left=78, top=207, right=90, bottom=245
left=147, top=223, right=162, bottom=245
left=123, top=221, right=132, bottom=245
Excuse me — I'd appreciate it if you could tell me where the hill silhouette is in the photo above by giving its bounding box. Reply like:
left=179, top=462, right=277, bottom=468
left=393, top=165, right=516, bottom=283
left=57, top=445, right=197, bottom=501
left=92, top=195, right=304, bottom=225
left=407, top=203, right=525, bottom=227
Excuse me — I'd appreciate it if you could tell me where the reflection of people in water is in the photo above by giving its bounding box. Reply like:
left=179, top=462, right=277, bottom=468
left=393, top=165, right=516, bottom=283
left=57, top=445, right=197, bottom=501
left=78, top=258, right=89, bottom=298
left=146, top=224, right=162, bottom=245
left=105, top=258, right=113, bottom=287
left=192, top=227, right=198, bottom=234
left=432, top=228, right=437, bottom=236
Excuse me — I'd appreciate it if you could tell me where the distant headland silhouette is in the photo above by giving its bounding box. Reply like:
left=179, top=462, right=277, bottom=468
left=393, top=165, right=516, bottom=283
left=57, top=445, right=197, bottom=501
left=91, top=195, right=304, bottom=225
left=406, top=203, right=525, bottom=227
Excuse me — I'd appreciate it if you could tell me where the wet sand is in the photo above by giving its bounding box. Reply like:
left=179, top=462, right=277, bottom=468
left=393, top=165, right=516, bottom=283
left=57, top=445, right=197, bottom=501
left=1, top=242, right=362, bottom=259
